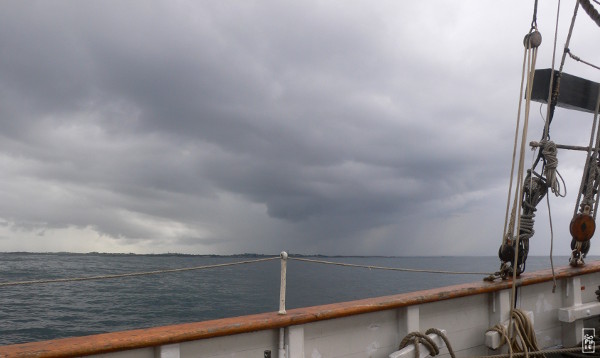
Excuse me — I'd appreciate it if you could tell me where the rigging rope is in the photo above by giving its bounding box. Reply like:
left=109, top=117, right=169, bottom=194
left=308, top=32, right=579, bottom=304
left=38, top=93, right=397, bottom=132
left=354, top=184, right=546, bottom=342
left=573, top=90, right=600, bottom=218
left=0, top=257, right=279, bottom=287
left=501, top=42, right=532, bottom=251
left=543, top=0, right=561, bottom=140
left=398, top=328, right=457, bottom=358
left=485, top=309, right=543, bottom=358
left=288, top=257, right=494, bottom=275
left=531, top=0, right=539, bottom=29
left=554, top=0, right=579, bottom=104
left=540, top=140, right=566, bottom=197
left=579, top=0, right=600, bottom=27
left=546, top=194, right=557, bottom=292
left=591, top=92, right=600, bottom=221
left=566, top=49, right=600, bottom=71
left=511, top=35, right=539, bottom=280
left=538, top=0, right=562, bottom=288
left=0, top=256, right=497, bottom=288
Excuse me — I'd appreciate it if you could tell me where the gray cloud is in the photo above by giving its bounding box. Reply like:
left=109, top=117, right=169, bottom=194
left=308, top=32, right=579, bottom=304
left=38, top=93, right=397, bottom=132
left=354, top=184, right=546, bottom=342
left=0, top=1, right=596, bottom=255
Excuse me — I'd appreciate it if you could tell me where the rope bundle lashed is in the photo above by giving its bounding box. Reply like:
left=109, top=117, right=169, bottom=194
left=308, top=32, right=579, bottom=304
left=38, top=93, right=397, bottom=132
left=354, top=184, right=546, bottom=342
left=485, top=309, right=543, bottom=358
left=539, top=140, right=566, bottom=197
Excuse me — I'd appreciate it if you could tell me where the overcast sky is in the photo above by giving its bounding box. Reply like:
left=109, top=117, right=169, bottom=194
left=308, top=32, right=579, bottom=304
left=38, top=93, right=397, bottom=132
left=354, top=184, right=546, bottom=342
left=0, top=1, right=599, bottom=256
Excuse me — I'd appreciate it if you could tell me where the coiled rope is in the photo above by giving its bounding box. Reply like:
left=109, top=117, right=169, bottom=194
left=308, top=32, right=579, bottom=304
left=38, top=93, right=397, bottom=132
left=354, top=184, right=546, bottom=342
left=402, top=310, right=587, bottom=358
left=475, top=347, right=584, bottom=358
left=398, top=328, right=456, bottom=358
left=400, top=325, right=585, bottom=358
left=288, top=257, right=495, bottom=275
left=540, top=140, right=566, bottom=197
left=485, top=309, right=544, bottom=358
left=0, top=257, right=279, bottom=287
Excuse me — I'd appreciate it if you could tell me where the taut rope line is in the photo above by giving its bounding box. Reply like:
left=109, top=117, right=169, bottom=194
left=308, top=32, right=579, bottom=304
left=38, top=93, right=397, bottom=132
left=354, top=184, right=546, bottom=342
left=545, top=0, right=562, bottom=292
left=0, top=256, right=496, bottom=288
left=288, top=257, right=494, bottom=275
left=501, top=43, right=531, bottom=252
left=0, top=257, right=279, bottom=287
left=543, top=0, right=561, bottom=139
left=567, top=49, right=600, bottom=71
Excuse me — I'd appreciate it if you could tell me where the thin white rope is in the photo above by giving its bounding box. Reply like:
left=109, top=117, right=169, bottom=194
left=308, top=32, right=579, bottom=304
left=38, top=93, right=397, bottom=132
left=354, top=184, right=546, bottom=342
left=510, top=42, right=538, bottom=333
left=503, top=46, right=531, bottom=246
left=0, top=257, right=279, bottom=287
left=540, top=4, right=562, bottom=290
left=561, top=1, right=580, bottom=73
left=543, top=0, right=561, bottom=139
left=288, top=257, right=495, bottom=275
left=547, top=194, right=557, bottom=292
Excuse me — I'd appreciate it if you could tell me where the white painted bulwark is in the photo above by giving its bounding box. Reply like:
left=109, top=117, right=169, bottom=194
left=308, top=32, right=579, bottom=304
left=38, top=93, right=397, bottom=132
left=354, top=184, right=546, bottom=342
left=562, top=276, right=585, bottom=347
left=398, top=306, right=420, bottom=338
left=303, top=310, right=398, bottom=358
left=558, top=301, right=600, bottom=322
left=154, top=344, right=180, bottom=358
left=7, top=264, right=600, bottom=358
left=287, top=326, right=304, bottom=358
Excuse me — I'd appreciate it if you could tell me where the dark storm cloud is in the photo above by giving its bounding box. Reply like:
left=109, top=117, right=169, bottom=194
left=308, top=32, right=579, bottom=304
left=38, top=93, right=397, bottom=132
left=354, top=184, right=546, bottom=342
left=0, top=0, right=572, bottom=255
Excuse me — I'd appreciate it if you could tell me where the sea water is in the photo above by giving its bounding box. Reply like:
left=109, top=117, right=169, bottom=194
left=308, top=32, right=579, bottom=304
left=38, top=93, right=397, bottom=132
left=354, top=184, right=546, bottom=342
left=0, top=253, right=580, bottom=345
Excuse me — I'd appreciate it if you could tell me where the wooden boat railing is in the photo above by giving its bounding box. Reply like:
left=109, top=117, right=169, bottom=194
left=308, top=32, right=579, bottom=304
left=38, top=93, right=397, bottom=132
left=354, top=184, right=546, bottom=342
left=2, top=261, right=600, bottom=358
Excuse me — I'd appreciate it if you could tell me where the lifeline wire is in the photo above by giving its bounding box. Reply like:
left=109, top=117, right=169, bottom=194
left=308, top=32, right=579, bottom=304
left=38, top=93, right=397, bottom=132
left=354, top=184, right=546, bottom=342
left=0, top=257, right=279, bottom=287
left=0, top=255, right=496, bottom=288
left=288, top=257, right=494, bottom=275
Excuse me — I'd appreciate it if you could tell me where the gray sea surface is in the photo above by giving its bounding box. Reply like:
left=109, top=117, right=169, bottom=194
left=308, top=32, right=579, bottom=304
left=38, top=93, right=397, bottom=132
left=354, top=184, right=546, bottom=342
left=0, top=253, right=584, bottom=345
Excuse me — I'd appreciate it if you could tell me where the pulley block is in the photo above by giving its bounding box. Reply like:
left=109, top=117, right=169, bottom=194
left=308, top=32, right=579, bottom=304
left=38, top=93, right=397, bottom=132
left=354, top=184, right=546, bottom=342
left=570, top=213, right=596, bottom=242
